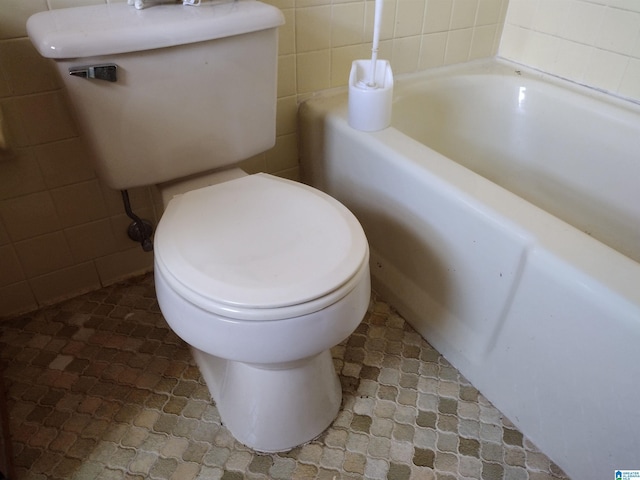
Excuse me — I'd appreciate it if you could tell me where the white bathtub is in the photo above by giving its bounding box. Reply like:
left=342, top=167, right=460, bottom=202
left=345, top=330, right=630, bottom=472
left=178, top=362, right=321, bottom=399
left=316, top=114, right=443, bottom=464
left=299, top=58, right=640, bottom=480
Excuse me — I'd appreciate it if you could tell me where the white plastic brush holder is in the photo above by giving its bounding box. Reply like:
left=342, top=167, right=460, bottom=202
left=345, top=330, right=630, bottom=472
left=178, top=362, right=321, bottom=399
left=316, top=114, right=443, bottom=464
left=348, top=59, right=393, bottom=132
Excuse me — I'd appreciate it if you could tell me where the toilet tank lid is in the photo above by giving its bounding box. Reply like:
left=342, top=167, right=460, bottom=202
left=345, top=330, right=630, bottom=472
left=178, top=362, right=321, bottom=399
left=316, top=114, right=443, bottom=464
left=27, top=0, right=284, bottom=59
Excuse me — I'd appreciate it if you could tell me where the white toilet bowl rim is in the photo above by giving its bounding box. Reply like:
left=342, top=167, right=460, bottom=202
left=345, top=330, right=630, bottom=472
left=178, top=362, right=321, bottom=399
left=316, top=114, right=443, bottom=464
left=154, top=259, right=371, bottom=364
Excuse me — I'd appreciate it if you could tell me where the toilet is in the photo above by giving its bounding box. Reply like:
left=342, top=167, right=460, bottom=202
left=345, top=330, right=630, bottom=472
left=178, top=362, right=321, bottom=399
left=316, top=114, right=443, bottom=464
left=28, top=0, right=371, bottom=452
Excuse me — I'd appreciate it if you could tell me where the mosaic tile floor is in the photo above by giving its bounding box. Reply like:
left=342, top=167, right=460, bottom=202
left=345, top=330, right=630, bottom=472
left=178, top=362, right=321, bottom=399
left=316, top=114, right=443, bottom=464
left=0, top=273, right=570, bottom=480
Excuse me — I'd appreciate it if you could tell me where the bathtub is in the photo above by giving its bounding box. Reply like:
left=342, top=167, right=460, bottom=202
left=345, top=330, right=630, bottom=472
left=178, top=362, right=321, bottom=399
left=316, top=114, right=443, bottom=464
left=299, top=58, right=640, bottom=480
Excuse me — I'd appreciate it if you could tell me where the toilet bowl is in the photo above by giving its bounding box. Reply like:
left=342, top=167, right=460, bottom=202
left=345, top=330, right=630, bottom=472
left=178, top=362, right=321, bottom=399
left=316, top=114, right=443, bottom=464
left=154, top=173, right=371, bottom=451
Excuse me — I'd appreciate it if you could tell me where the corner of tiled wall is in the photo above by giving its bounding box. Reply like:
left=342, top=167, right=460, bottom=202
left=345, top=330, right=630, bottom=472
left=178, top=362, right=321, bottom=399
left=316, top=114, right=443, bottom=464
left=500, top=0, right=640, bottom=102
left=0, top=0, right=508, bottom=318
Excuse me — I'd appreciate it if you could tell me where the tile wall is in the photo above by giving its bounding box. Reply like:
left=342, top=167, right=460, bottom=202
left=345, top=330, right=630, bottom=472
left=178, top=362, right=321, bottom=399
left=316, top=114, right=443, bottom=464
left=0, top=0, right=508, bottom=318
left=501, top=0, right=640, bottom=102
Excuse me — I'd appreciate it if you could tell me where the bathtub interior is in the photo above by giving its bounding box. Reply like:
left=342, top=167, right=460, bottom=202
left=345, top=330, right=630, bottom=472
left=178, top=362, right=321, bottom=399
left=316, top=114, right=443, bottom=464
left=298, top=58, right=640, bottom=480
left=391, top=65, right=640, bottom=264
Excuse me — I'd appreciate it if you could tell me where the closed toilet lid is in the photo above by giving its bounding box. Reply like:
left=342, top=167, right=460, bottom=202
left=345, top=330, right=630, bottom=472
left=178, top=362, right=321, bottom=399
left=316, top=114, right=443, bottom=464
left=154, top=174, right=368, bottom=318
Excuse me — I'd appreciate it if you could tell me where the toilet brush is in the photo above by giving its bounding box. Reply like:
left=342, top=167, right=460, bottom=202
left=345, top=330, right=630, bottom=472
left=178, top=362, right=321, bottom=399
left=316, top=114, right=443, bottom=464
left=348, top=0, right=394, bottom=131
left=364, top=0, right=383, bottom=88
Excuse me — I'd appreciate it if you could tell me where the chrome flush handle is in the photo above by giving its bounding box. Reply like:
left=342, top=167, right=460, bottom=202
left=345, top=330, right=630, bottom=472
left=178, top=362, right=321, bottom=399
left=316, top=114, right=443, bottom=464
left=69, top=64, right=118, bottom=82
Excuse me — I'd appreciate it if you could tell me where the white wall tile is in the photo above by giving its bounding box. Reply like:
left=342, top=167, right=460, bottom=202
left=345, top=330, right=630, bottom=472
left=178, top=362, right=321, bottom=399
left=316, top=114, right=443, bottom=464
left=266, top=133, right=297, bottom=172
left=0, top=39, right=60, bottom=96
left=276, top=95, right=298, bottom=136
left=424, top=0, right=454, bottom=33
left=15, top=92, right=77, bottom=145
left=32, top=138, right=96, bottom=189
left=51, top=180, right=108, bottom=228
left=277, top=54, right=297, bottom=98
left=94, top=247, right=153, bottom=286
left=470, top=24, right=498, bottom=59
left=332, top=2, right=365, bottom=47
left=477, top=0, right=503, bottom=25
left=584, top=48, right=629, bottom=92
left=596, top=8, right=640, bottom=56
left=450, top=0, right=478, bottom=30
left=0, top=0, right=48, bottom=39
left=392, top=36, right=422, bottom=74
left=619, top=58, right=640, bottom=98
left=533, top=0, right=570, bottom=36
left=296, top=50, right=332, bottom=93
left=504, top=0, right=536, bottom=29
left=554, top=40, right=591, bottom=81
left=0, top=148, right=46, bottom=200
left=14, top=231, right=73, bottom=277
left=0, top=191, right=61, bottom=241
left=64, top=218, right=117, bottom=263
left=0, top=281, right=37, bottom=317
left=501, top=0, right=640, bottom=101
left=395, top=0, right=426, bottom=38
left=419, top=31, right=448, bottom=69
left=563, top=1, right=605, bottom=46
left=0, top=244, right=24, bottom=287
left=278, top=8, right=295, bottom=56
left=445, top=27, right=473, bottom=64
left=296, top=5, right=332, bottom=53
left=30, top=261, right=101, bottom=306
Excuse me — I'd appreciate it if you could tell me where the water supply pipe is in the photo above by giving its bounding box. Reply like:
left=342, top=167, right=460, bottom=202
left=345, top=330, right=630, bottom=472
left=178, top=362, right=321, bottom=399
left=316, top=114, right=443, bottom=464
left=121, top=190, right=154, bottom=252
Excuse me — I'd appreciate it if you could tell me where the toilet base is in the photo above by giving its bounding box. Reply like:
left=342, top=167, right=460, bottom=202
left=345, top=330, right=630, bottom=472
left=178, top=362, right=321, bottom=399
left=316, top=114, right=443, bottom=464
left=192, top=347, right=342, bottom=452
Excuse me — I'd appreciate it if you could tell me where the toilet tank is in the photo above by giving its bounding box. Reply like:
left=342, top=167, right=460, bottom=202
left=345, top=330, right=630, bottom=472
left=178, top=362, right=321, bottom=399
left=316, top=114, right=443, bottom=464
left=27, top=1, right=284, bottom=190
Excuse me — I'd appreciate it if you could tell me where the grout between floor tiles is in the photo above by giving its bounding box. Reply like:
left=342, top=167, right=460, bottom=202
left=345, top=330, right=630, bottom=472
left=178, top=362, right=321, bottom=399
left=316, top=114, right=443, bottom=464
left=0, top=273, right=570, bottom=480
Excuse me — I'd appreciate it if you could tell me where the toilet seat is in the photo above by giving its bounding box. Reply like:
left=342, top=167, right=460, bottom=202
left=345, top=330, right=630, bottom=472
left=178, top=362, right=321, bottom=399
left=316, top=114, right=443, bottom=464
left=154, top=174, right=369, bottom=320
